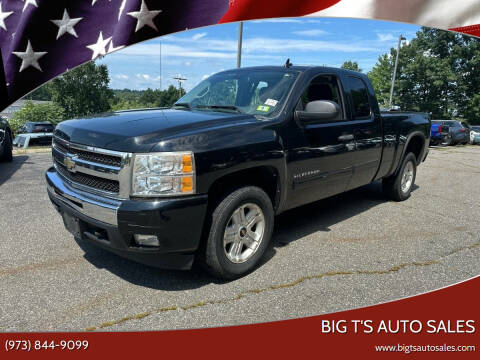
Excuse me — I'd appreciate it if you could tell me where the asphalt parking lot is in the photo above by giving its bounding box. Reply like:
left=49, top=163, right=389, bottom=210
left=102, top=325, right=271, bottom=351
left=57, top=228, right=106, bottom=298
left=1, top=146, right=479, bottom=332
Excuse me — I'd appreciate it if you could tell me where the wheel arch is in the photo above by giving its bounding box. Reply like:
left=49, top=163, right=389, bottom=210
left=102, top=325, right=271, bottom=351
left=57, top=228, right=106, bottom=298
left=206, top=165, right=282, bottom=213
left=394, top=131, right=426, bottom=175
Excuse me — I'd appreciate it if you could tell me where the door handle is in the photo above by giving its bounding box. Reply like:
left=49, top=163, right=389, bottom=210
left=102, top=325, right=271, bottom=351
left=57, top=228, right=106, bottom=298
left=338, top=134, right=354, bottom=142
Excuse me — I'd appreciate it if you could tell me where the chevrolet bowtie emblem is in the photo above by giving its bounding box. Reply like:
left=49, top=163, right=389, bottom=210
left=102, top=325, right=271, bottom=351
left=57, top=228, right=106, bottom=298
left=63, top=156, right=76, bottom=172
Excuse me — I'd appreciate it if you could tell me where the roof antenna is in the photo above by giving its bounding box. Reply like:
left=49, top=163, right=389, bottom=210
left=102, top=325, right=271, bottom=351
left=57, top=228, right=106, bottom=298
left=285, top=58, right=292, bottom=68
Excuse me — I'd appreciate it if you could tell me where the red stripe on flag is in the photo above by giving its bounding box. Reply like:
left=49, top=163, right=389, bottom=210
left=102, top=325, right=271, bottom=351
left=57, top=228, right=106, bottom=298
left=450, top=24, right=480, bottom=37
left=219, top=0, right=341, bottom=23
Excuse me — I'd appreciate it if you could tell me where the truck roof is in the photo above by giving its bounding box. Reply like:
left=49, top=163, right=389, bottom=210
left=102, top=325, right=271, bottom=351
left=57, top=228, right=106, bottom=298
left=220, top=65, right=364, bottom=76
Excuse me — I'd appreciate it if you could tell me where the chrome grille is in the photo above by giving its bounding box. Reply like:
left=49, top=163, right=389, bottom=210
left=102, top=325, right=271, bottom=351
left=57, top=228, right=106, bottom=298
left=56, top=163, right=120, bottom=193
left=53, top=138, right=122, bottom=167
left=52, top=136, right=132, bottom=198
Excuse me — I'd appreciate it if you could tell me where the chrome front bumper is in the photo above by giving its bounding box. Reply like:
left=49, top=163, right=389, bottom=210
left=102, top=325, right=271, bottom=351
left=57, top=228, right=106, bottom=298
left=46, top=167, right=120, bottom=225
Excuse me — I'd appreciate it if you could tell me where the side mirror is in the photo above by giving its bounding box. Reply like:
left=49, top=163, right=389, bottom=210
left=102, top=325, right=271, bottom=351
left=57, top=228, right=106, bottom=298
left=295, top=100, right=341, bottom=124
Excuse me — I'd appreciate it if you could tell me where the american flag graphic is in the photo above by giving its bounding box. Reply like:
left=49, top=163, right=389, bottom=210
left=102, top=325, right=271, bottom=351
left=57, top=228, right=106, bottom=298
left=0, top=0, right=229, bottom=109
left=0, top=0, right=479, bottom=111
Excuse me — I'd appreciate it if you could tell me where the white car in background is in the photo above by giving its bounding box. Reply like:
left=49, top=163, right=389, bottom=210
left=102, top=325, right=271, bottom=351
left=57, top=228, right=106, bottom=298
left=469, top=125, right=480, bottom=144
left=13, top=132, right=53, bottom=149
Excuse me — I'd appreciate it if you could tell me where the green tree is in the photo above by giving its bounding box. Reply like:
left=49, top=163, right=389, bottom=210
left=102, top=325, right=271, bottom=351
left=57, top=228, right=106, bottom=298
left=158, top=85, right=185, bottom=107
left=139, top=88, right=161, bottom=106
left=9, top=101, right=65, bottom=135
left=110, top=85, right=185, bottom=111
left=110, top=100, right=146, bottom=111
left=341, top=61, right=362, bottom=72
left=49, top=61, right=113, bottom=119
left=367, top=27, right=478, bottom=118
left=368, top=54, right=393, bottom=107
left=464, top=94, right=480, bottom=124
left=24, top=83, right=52, bottom=101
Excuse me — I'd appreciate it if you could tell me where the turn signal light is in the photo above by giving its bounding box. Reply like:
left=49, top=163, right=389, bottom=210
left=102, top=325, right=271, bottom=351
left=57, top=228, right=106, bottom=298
left=181, top=176, right=194, bottom=193
left=182, top=155, right=193, bottom=173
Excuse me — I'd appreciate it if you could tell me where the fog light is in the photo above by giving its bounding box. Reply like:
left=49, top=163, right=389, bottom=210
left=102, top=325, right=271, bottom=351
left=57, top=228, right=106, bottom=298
left=134, top=234, right=160, bottom=247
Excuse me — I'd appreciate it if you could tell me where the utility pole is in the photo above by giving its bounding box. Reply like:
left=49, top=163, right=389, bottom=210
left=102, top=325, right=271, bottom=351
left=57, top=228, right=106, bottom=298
left=389, top=35, right=406, bottom=108
left=173, top=76, right=187, bottom=98
left=237, top=21, right=243, bottom=68
left=159, top=42, right=162, bottom=90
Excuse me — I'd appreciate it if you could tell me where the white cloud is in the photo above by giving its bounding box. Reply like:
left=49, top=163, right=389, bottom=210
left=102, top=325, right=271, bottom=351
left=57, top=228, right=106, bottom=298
left=377, top=33, right=395, bottom=42
left=110, top=73, right=161, bottom=90
left=162, top=44, right=236, bottom=59
left=243, top=37, right=379, bottom=53
left=160, top=36, right=380, bottom=57
left=192, top=32, right=207, bottom=40
left=293, top=29, right=328, bottom=37
left=252, top=18, right=304, bottom=23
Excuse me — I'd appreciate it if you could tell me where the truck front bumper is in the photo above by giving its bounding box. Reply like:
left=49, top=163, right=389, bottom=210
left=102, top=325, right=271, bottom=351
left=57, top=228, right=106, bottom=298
left=46, top=166, right=208, bottom=270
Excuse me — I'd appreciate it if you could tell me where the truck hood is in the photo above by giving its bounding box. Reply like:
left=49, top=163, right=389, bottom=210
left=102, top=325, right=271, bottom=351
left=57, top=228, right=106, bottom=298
left=55, top=109, right=258, bottom=152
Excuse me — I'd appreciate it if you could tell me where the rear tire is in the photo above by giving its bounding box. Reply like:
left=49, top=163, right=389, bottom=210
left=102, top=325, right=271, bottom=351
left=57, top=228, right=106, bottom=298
left=442, top=136, right=452, bottom=146
left=383, top=153, right=417, bottom=202
left=0, top=133, right=13, bottom=163
left=201, top=186, right=274, bottom=279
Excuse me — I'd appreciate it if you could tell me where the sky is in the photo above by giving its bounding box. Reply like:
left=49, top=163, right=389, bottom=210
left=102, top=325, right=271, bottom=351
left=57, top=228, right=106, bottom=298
left=97, top=17, right=421, bottom=92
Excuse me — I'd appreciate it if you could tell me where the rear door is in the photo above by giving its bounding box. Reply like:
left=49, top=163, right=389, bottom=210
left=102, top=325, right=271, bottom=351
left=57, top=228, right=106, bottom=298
left=342, top=75, right=382, bottom=190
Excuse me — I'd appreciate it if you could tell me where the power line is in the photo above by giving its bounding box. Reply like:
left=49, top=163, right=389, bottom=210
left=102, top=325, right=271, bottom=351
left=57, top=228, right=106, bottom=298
left=173, top=76, right=187, bottom=98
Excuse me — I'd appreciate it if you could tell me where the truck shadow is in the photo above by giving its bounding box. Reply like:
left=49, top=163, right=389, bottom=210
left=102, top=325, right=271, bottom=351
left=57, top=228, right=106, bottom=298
left=0, top=156, right=28, bottom=187
left=261, top=181, right=419, bottom=265
left=74, top=181, right=419, bottom=290
left=74, top=237, right=215, bottom=291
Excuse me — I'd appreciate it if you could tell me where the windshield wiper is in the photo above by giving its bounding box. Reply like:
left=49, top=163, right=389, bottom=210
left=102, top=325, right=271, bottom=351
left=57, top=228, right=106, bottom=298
left=196, top=105, right=244, bottom=114
left=173, top=102, right=191, bottom=109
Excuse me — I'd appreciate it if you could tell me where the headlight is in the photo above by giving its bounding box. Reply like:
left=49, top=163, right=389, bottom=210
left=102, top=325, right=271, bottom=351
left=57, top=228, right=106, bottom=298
left=132, top=152, right=195, bottom=196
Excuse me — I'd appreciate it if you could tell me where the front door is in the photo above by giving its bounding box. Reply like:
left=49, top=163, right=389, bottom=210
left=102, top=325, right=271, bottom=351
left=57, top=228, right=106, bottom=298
left=284, top=73, right=357, bottom=210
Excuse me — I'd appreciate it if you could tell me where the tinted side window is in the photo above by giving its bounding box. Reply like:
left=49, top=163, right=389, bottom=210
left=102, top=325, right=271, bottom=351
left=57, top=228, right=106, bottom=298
left=34, top=124, right=54, bottom=132
left=298, top=74, right=343, bottom=120
left=348, top=76, right=371, bottom=119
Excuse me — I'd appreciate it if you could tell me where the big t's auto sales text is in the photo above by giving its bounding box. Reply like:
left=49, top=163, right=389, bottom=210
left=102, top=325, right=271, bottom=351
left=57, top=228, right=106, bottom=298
left=321, top=320, right=476, bottom=334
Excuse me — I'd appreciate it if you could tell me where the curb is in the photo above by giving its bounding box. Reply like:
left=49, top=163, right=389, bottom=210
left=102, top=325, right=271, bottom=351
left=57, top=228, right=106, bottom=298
left=13, top=147, right=52, bottom=155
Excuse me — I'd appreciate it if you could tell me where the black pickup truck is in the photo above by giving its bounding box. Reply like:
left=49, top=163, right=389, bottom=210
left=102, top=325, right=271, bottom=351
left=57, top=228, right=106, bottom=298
left=46, top=66, right=430, bottom=279
left=0, top=116, right=13, bottom=162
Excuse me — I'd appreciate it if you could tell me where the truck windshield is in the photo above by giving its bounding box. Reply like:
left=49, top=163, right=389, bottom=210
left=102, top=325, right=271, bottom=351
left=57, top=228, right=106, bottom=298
left=175, top=69, right=299, bottom=117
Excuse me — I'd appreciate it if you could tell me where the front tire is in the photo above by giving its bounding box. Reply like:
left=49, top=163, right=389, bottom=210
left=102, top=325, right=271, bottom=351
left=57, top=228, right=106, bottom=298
left=0, top=133, right=13, bottom=163
left=202, top=186, right=274, bottom=279
left=383, top=153, right=417, bottom=202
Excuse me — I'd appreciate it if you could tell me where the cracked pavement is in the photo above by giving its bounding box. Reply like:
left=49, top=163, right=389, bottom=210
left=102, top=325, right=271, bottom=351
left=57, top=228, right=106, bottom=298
left=0, top=147, right=479, bottom=331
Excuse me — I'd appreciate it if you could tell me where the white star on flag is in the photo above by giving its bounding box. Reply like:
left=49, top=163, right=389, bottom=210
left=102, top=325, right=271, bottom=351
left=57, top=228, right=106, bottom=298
left=107, top=40, right=125, bottom=54
left=22, top=0, right=38, bottom=12
left=86, top=31, right=112, bottom=59
left=92, top=0, right=111, bottom=6
left=127, top=0, right=162, bottom=32
left=118, top=0, right=127, bottom=21
left=51, top=9, right=83, bottom=39
left=12, top=40, right=47, bottom=72
left=0, top=2, right=13, bottom=31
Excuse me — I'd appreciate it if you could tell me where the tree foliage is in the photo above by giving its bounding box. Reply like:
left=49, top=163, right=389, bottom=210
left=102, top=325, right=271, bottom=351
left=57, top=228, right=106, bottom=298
left=49, top=62, right=113, bottom=119
left=341, top=61, right=362, bottom=73
left=368, top=27, right=480, bottom=123
left=9, top=101, right=65, bottom=135
left=110, top=85, right=186, bottom=111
